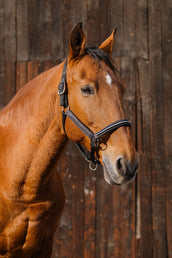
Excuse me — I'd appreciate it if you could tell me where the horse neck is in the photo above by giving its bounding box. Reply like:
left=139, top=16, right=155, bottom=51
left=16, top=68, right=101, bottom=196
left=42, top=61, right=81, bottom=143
left=13, top=62, right=67, bottom=150
left=0, top=62, right=68, bottom=201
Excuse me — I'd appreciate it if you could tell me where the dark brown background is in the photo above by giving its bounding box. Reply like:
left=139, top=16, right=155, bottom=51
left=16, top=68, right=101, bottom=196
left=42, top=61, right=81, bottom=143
left=0, top=0, right=172, bottom=257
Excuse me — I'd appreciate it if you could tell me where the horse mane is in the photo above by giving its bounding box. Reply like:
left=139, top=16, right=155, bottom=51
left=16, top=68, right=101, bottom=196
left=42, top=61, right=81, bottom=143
left=85, top=47, right=117, bottom=74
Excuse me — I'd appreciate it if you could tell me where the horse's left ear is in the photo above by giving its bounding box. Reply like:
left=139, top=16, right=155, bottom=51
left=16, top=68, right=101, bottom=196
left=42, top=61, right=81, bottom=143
left=68, top=22, right=86, bottom=60
left=99, top=28, right=117, bottom=58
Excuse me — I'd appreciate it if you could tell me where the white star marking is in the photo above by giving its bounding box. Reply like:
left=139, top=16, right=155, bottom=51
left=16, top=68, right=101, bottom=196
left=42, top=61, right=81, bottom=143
left=105, top=74, right=112, bottom=86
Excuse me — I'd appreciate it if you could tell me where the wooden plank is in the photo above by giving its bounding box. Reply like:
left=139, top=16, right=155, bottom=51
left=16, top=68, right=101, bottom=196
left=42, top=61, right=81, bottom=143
left=62, top=0, right=73, bottom=57
left=135, top=0, right=149, bottom=59
left=95, top=171, right=113, bottom=258
left=162, top=0, right=172, bottom=257
left=110, top=0, right=149, bottom=61
left=96, top=179, right=135, bottom=258
left=119, top=57, right=136, bottom=258
left=83, top=168, right=96, bottom=258
left=122, top=0, right=136, bottom=57
left=119, top=183, right=136, bottom=258
left=110, top=187, right=121, bottom=257
left=85, top=0, right=99, bottom=46
left=148, top=1, right=167, bottom=257
left=16, top=0, right=28, bottom=61
left=53, top=143, right=74, bottom=258
left=27, top=61, right=39, bottom=81
left=28, top=0, right=52, bottom=60
left=134, top=3, right=149, bottom=254
left=71, top=0, right=83, bottom=27
left=98, top=1, right=111, bottom=43
left=53, top=143, right=85, bottom=258
left=38, top=60, right=54, bottom=74
left=16, top=62, right=27, bottom=91
left=109, top=0, right=124, bottom=58
left=71, top=152, right=85, bottom=258
left=120, top=57, right=136, bottom=124
left=110, top=0, right=136, bottom=57
left=17, top=0, right=64, bottom=62
left=50, top=0, right=63, bottom=61
left=0, top=0, right=16, bottom=107
left=136, top=58, right=153, bottom=258
left=27, top=60, right=54, bottom=85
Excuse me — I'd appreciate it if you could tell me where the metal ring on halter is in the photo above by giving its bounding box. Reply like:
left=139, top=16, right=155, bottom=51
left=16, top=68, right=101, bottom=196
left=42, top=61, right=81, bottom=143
left=89, top=161, right=98, bottom=171
left=62, top=106, right=69, bottom=112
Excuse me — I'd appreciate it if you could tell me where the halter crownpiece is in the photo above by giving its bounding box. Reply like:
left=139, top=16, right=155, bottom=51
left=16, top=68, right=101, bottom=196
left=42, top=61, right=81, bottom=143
left=58, top=60, right=131, bottom=171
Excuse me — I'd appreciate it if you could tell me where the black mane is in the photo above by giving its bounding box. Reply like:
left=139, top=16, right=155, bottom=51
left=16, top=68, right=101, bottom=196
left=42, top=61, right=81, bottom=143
left=85, top=47, right=117, bottom=74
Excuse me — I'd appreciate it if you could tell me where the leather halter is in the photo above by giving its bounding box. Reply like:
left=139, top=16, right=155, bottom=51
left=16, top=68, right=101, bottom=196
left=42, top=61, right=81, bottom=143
left=58, top=60, right=131, bottom=171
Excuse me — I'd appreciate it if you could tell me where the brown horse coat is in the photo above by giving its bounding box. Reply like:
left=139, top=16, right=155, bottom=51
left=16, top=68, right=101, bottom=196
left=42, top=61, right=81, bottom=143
left=0, top=23, right=138, bottom=257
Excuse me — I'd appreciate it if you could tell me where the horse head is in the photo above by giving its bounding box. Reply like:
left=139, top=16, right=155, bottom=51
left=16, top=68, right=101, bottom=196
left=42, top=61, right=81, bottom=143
left=61, top=23, right=138, bottom=185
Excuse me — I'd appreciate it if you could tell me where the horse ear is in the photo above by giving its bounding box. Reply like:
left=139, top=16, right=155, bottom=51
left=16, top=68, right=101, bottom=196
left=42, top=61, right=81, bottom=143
left=99, top=28, right=117, bottom=58
left=69, top=23, right=86, bottom=60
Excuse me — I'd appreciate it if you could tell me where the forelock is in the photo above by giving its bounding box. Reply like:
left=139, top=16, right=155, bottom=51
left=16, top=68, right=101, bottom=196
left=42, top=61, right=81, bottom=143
left=85, top=47, right=117, bottom=74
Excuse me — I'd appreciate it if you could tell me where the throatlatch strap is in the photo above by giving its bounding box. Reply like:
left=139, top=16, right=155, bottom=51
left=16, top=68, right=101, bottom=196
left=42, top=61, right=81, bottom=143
left=76, top=143, right=100, bottom=164
left=62, top=109, right=100, bottom=164
left=62, top=111, right=67, bottom=135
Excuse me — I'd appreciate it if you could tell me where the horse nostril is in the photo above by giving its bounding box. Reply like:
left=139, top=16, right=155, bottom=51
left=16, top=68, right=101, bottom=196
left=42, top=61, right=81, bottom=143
left=117, top=158, right=122, bottom=170
left=116, top=158, right=127, bottom=176
left=116, top=158, right=139, bottom=177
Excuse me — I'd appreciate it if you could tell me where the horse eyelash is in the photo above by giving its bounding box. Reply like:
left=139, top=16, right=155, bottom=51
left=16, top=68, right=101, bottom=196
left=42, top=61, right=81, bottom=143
left=81, top=85, right=94, bottom=95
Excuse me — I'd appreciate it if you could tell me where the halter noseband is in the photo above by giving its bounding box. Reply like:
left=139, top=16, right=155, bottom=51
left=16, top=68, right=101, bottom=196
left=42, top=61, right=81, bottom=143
left=58, top=60, right=131, bottom=171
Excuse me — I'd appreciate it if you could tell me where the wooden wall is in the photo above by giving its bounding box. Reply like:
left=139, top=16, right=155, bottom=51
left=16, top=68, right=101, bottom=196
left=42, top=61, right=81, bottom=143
left=0, top=0, right=172, bottom=257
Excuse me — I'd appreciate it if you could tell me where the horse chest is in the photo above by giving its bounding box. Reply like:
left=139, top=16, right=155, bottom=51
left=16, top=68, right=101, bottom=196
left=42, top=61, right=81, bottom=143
left=0, top=197, right=61, bottom=257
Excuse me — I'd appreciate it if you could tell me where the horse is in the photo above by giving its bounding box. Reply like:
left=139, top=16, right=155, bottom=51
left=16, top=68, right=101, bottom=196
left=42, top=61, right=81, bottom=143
left=0, top=23, right=138, bottom=257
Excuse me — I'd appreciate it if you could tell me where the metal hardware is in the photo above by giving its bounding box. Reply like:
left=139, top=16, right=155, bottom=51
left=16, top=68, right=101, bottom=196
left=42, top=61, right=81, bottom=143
left=58, top=81, right=66, bottom=95
left=89, top=161, right=98, bottom=171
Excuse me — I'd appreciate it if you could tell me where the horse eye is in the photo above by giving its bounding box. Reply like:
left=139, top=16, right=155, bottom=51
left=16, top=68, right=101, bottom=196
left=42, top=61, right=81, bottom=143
left=81, top=85, right=94, bottom=95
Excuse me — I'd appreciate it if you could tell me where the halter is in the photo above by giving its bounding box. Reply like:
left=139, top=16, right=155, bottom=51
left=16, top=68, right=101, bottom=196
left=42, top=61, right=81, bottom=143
left=58, top=60, right=131, bottom=171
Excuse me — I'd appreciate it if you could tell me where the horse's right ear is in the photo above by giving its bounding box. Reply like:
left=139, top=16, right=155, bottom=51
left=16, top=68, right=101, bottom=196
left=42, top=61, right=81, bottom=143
left=68, top=23, right=86, bottom=60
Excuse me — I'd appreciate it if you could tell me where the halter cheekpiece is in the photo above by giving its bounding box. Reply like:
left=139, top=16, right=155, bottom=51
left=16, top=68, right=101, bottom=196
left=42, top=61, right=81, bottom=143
left=58, top=60, right=131, bottom=171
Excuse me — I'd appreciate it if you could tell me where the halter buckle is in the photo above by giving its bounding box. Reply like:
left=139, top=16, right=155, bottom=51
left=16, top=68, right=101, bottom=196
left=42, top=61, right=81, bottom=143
left=58, top=81, right=66, bottom=95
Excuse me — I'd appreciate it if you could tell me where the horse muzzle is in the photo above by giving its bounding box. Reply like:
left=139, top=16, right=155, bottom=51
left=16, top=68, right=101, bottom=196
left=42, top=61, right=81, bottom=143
left=102, top=155, right=139, bottom=185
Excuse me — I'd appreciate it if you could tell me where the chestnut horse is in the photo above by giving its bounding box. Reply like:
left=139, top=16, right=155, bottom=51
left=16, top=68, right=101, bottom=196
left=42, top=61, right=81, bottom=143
left=0, top=23, right=138, bottom=257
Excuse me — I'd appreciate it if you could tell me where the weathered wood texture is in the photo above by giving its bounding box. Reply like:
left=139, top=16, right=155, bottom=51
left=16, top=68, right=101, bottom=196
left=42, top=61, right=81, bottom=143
left=0, top=0, right=172, bottom=257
